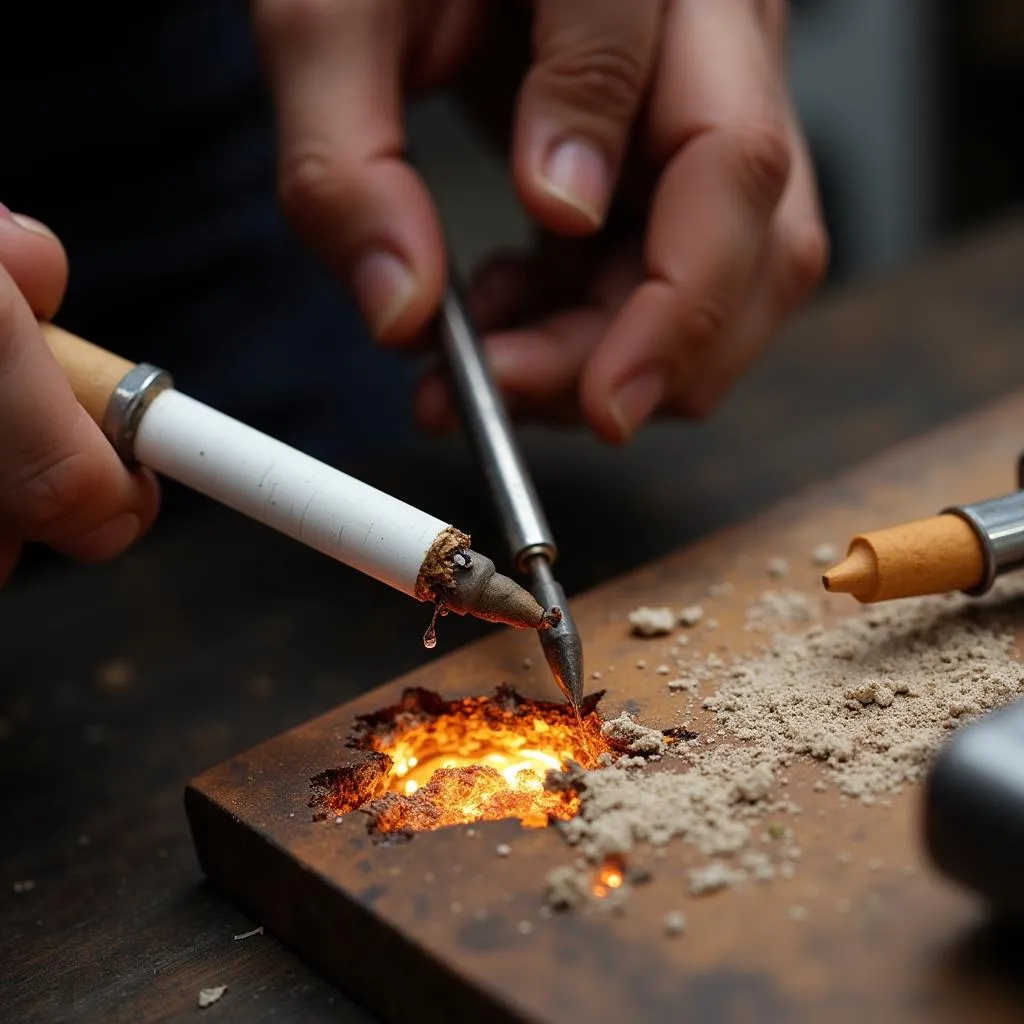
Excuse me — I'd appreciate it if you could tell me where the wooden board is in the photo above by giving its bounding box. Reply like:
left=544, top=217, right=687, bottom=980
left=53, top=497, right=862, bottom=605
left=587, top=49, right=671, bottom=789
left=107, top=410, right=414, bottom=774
left=186, top=393, right=1024, bottom=1024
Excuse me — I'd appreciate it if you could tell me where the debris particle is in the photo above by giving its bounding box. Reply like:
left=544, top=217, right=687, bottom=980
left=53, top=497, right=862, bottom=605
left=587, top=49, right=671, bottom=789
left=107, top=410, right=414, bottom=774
left=592, top=670, right=603, bottom=681
left=767, top=557, right=789, bottom=579
left=523, top=657, right=533, bottom=670
left=706, top=618, right=719, bottom=631
left=12, top=880, right=35, bottom=893
left=601, top=713, right=667, bottom=756
left=868, top=858, right=883, bottom=872
left=745, top=589, right=819, bottom=629
left=233, top=926, right=264, bottom=941
left=733, top=764, right=774, bottom=803
left=496, top=844, right=511, bottom=858
left=812, top=543, right=839, bottom=567
left=667, top=677, right=698, bottom=693
left=679, top=605, right=705, bottom=627
left=837, top=852, right=852, bottom=864
left=708, top=583, right=735, bottom=598
left=517, top=920, right=534, bottom=935
left=450, top=902, right=462, bottom=913
left=656, top=665, right=670, bottom=675
left=664, top=911, right=687, bottom=935
left=629, top=605, right=677, bottom=637
left=95, top=657, right=135, bottom=691
left=198, top=986, right=227, bottom=1009
left=689, top=862, right=744, bottom=895
left=788, top=905, right=809, bottom=922
left=545, top=865, right=589, bottom=910
left=636, top=659, right=647, bottom=670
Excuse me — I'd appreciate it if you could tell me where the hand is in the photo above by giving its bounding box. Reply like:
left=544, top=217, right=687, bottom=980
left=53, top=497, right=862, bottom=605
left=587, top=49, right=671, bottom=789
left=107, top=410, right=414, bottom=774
left=252, top=0, right=827, bottom=442
left=0, top=208, right=159, bottom=584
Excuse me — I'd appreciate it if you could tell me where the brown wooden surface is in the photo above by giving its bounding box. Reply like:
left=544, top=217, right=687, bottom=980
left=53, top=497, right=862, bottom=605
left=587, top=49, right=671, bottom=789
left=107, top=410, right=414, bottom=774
left=187, top=395, right=1024, bottom=1024
left=6, top=216, right=1024, bottom=1023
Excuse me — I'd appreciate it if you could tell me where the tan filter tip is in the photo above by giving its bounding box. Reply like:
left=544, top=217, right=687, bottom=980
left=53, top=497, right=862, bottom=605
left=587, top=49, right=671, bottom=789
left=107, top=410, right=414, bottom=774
left=822, top=514, right=985, bottom=603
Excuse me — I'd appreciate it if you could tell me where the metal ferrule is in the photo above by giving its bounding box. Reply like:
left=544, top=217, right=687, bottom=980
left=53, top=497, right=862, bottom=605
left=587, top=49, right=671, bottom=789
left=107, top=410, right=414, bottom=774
left=101, top=363, right=174, bottom=466
left=438, top=283, right=557, bottom=571
left=944, top=489, right=1024, bottom=596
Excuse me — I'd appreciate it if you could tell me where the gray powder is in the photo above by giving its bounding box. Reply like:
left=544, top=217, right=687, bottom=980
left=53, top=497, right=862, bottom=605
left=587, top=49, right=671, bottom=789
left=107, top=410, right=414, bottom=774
left=554, top=580, right=1024, bottom=905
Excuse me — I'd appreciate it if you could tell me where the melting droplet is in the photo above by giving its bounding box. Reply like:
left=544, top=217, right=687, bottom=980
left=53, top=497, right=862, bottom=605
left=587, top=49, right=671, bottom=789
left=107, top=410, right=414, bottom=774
left=423, top=602, right=446, bottom=649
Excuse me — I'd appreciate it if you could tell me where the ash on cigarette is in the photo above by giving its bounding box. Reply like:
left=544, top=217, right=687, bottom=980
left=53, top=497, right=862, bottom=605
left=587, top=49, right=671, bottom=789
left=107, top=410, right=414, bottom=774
left=543, top=583, right=1024, bottom=911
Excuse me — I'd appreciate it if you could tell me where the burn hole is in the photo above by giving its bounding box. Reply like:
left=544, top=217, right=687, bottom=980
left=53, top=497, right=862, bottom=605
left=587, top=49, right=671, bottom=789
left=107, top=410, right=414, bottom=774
left=311, top=684, right=612, bottom=837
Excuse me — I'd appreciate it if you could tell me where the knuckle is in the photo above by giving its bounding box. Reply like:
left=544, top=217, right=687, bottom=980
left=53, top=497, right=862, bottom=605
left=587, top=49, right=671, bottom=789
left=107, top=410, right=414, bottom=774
left=686, top=299, right=731, bottom=352
left=780, top=218, right=830, bottom=304
left=725, top=120, right=792, bottom=210
left=539, top=40, right=648, bottom=125
left=278, top=148, right=346, bottom=228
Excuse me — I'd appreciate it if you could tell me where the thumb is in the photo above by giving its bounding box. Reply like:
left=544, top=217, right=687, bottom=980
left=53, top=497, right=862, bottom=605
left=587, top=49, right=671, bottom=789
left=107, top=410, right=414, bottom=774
left=253, top=0, right=445, bottom=342
left=512, top=0, right=660, bottom=235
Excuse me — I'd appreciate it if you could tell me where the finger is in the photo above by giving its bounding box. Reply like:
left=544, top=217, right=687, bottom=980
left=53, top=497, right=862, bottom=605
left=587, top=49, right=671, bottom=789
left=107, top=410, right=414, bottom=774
left=0, top=208, right=68, bottom=318
left=0, top=264, right=160, bottom=563
left=513, top=0, right=661, bottom=234
left=253, top=0, right=445, bottom=342
left=682, top=106, right=829, bottom=417
left=581, top=0, right=793, bottom=442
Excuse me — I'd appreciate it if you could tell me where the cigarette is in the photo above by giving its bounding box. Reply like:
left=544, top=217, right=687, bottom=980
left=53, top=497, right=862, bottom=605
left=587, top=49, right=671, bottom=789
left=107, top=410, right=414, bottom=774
left=41, top=324, right=549, bottom=630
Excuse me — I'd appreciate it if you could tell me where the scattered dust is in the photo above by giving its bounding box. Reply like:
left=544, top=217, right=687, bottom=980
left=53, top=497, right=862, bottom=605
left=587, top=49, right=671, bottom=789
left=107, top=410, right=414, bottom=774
left=517, top=920, right=534, bottom=935
left=745, top=589, right=820, bottom=629
left=664, top=911, right=687, bottom=935
left=656, top=665, right=670, bottom=675
left=233, top=926, right=263, bottom=940
left=12, top=880, right=35, bottom=893
left=679, top=605, right=705, bottom=627
left=667, top=677, right=699, bottom=693
left=545, top=865, right=589, bottom=909
left=812, top=543, right=839, bottom=567
left=709, top=583, right=735, bottom=599
left=198, top=986, right=227, bottom=1009
left=767, top=557, right=789, bottom=579
left=788, top=905, right=809, bottom=922
left=546, top=578, right=1024, bottom=911
left=629, top=606, right=677, bottom=636
left=600, top=713, right=667, bottom=756
left=496, top=843, right=511, bottom=857
left=592, top=670, right=603, bottom=680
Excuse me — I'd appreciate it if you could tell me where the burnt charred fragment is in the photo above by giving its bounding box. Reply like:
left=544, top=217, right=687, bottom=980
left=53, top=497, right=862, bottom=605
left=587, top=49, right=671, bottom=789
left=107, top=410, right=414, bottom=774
left=309, top=752, right=391, bottom=819
left=662, top=726, right=700, bottom=742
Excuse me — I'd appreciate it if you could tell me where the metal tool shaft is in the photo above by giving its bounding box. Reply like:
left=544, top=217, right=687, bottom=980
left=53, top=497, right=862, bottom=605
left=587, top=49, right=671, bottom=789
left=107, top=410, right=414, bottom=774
left=438, top=280, right=584, bottom=708
left=438, top=285, right=555, bottom=570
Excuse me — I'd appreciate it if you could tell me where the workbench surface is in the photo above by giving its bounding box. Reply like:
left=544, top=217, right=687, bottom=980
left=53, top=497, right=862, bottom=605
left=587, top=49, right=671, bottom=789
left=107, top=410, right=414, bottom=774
left=6, top=215, right=1024, bottom=1022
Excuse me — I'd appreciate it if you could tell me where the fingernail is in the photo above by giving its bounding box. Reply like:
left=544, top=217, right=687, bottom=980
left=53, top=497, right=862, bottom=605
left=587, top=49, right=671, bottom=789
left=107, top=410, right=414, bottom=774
left=609, top=368, right=666, bottom=442
left=62, top=513, right=140, bottom=563
left=11, top=213, right=58, bottom=239
left=352, top=250, right=416, bottom=336
left=0, top=202, right=12, bottom=221
left=542, top=138, right=610, bottom=226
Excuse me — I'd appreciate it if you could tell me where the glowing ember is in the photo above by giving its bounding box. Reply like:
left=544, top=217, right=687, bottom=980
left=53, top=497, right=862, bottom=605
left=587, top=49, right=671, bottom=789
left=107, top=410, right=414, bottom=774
left=592, top=855, right=626, bottom=898
left=310, top=685, right=611, bottom=836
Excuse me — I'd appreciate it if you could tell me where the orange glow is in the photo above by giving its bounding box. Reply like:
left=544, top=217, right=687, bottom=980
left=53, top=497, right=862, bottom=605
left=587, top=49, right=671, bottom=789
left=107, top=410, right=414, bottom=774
left=592, top=856, right=626, bottom=898
left=313, top=686, right=611, bottom=836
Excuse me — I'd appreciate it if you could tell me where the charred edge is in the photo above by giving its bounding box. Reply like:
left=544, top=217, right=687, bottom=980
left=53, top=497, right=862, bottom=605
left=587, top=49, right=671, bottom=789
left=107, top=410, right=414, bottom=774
left=309, top=752, right=392, bottom=819
left=346, top=684, right=607, bottom=751
left=414, top=526, right=472, bottom=603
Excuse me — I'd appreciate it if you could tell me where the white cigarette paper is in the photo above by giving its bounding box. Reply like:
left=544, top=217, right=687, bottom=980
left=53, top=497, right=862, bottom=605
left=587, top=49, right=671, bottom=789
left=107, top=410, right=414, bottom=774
left=134, top=390, right=449, bottom=597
